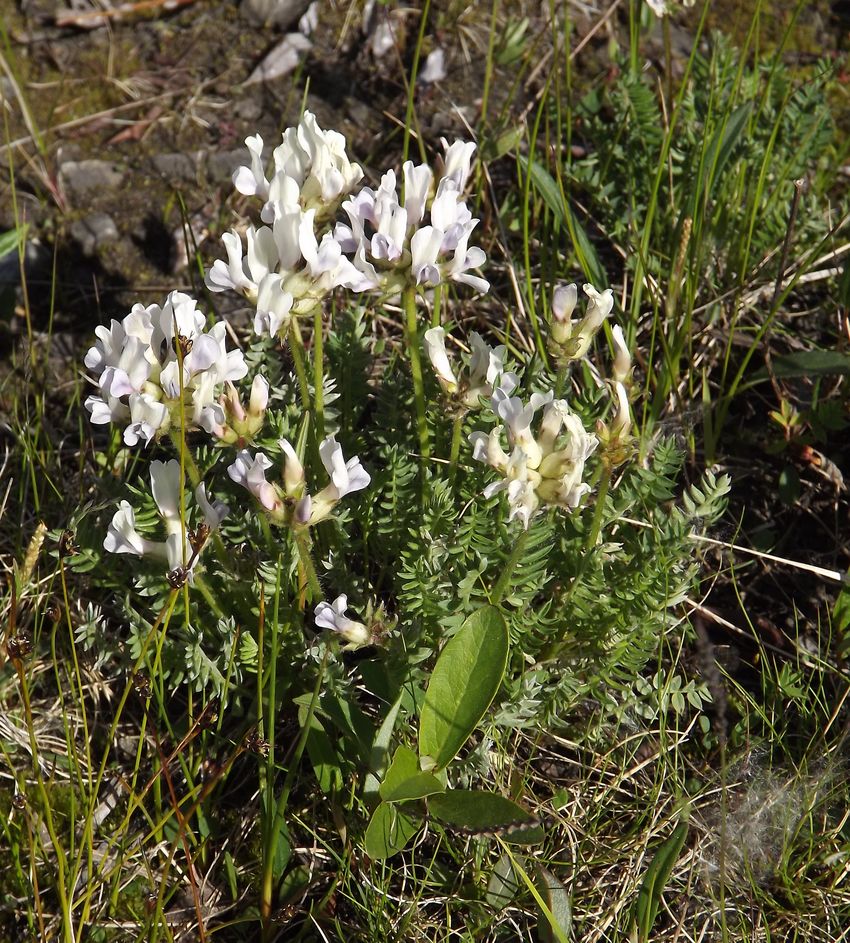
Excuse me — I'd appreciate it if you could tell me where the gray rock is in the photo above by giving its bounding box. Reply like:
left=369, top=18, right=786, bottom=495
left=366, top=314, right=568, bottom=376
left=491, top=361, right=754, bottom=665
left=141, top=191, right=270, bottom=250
left=242, top=0, right=310, bottom=29
left=59, top=160, right=125, bottom=201
left=152, top=152, right=199, bottom=182
left=70, top=213, right=119, bottom=256
left=206, top=149, right=250, bottom=183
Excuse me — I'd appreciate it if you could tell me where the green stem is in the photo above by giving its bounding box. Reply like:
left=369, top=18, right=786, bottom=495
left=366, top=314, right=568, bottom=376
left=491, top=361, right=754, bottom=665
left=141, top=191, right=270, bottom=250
left=402, top=285, right=430, bottom=478
left=429, top=282, right=443, bottom=328
left=313, top=306, right=325, bottom=440
left=261, top=645, right=329, bottom=938
left=294, top=529, right=322, bottom=603
left=584, top=464, right=613, bottom=553
left=448, top=413, right=464, bottom=487
left=491, top=528, right=531, bottom=605
left=287, top=319, right=311, bottom=412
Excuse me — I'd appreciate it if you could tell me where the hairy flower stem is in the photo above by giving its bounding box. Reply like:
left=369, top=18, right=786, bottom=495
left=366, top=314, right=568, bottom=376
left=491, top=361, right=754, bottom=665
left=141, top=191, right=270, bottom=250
left=448, top=413, right=464, bottom=487
left=294, top=529, right=322, bottom=603
left=287, top=319, right=312, bottom=412
left=403, top=285, right=430, bottom=484
left=584, top=464, right=613, bottom=552
left=429, top=282, right=443, bottom=328
left=491, top=528, right=531, bottom=605
left=313, top=306, right=325, bottom=440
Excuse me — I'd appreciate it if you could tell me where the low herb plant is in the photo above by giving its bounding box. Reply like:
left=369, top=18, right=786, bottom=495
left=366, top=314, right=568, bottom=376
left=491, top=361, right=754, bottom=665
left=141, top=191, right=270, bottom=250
left=9, top=110, right=730, bottom=937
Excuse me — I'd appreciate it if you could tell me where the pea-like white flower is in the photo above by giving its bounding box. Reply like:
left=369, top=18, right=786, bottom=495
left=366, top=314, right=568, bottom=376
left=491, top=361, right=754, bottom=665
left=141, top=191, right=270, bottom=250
left=314, top=595, right=371, bottom=649
left=104, top=460, right=227, bottom=577
left=424, top=327, right=517, bottom=408
left=549, top=282, right=614, bottom=361
left=227, top=450, right=281, bottom=513
left=471, top=390, right=597, bottom=528
left=228, top=435, right=370, bottom=527
left=610, top=324, right=632, bottom=385
left=232, top=112, right=363, bottom=223
left=85, top=292, right=247, bottom=446
left=336, top=139, right=489, bottom=295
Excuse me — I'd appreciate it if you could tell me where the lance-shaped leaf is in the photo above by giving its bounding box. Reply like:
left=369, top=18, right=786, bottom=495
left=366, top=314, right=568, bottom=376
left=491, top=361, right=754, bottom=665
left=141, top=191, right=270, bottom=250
left=418, top=606, right=509, bottom=770
left=428, top=790, right=544, bottom=844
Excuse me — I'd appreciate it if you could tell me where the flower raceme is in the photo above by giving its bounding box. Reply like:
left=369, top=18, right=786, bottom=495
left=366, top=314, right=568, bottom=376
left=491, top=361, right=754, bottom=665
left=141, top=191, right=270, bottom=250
left=103, top=460, right=227, bottom=579
left=84, top=291, right=248, bottom=446
left=205, top=113, right=489, bottom=342
left=227, top=434, right=370, bottom=527
left=470, top=388, right=598, bottom=529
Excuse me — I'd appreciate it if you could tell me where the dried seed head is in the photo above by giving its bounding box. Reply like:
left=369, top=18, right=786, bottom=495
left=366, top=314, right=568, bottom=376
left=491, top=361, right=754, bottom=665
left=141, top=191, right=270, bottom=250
left=166, top=566, right=189, bottom=589
left=59, top=529, right=80, bottom=558
left=173, top=333, right=194, bottom=358
left=189, top=522, right=211, bottom=554
left=7, top=635, right=33, bottom=661
left=244, top=730, right=270, bottom=756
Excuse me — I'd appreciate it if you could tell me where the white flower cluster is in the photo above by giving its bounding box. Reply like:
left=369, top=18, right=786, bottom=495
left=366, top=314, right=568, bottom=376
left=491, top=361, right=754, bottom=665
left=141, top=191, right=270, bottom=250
left=205, top=112, right=488, bottom=342
left=334, top=139, right=488, bottom=294
left=471, top=388, right=599, bottom=529
left=104, top=459, right=227, bottom=578
left=228, top=434, right=370, bottom=528
left=423, top=327, right=516, bottom=409
left=84, top=291, right=248, bottom=446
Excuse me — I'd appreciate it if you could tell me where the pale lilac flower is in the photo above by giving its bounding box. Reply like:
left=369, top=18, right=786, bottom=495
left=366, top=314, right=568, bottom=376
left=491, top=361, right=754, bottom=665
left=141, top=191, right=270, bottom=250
left=337, top=142, right=488, bottom=295
left=227, top=450, right=281, bottom=512
left=424, top=328, right=516, bottom=407
left=317, top=435, right=371, bottom=501
left=314, top=594, right=371, bottom=649
left=229, top=436, right=370, bottom=528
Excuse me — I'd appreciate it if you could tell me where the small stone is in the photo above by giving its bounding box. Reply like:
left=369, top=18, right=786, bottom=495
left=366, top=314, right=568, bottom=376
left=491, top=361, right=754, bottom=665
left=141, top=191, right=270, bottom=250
left=59, top=160, right=125, bottom=201
left=70, top=213, right=119, bottom=257
left=152, top=152, right=199, bottom=183
left=206, top=149, right=251, bottom=183
left=242, top=0, right=310, bottom=29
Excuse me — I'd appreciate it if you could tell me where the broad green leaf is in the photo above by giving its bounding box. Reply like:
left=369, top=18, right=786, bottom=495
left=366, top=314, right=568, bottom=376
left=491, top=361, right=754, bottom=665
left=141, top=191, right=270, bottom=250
left=379, top=745, right=445, bottom=802
left=428, top=790, right=544, bottom=844
left=486, top=851, right=523, bottom=911
left=418, top=606, right=509, bottom=770
left=633, top=821, right=688, bottom=941
left=535, top=866, right=572, bottom=943
left=363, top=801, right=420, bottom=861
